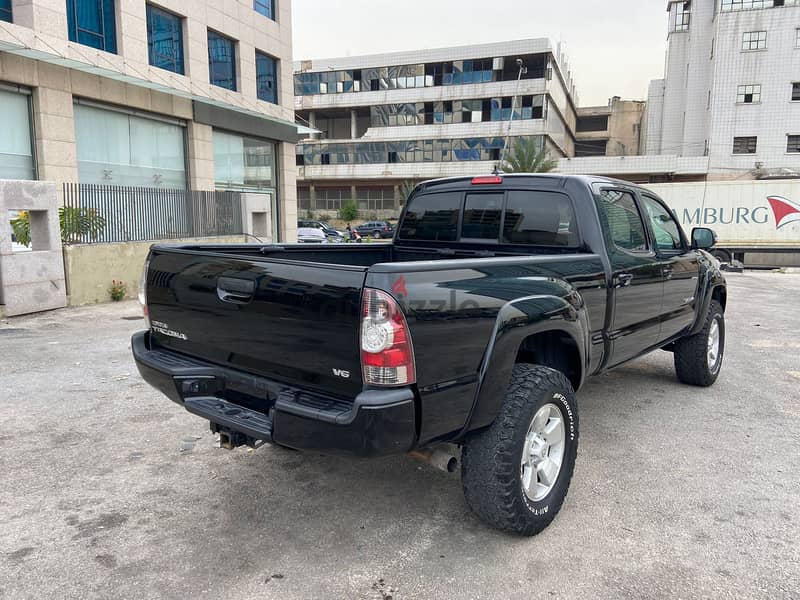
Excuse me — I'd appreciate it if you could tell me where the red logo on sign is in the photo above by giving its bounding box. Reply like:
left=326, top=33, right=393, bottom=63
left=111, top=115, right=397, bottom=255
left=768, top=196, right=800, bottom=229
left=391, top=275, right=408, bottom=298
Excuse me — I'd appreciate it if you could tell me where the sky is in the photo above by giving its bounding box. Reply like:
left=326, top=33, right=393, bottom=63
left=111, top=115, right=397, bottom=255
left=291, top=0, right=669, bottom=106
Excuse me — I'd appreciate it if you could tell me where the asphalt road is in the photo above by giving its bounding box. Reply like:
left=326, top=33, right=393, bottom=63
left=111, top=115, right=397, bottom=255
left=1, top=271, right=799, bottom=600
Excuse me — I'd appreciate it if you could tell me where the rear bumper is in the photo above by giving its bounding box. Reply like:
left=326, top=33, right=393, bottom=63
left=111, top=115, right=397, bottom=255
left=131, top=330, right=416, bottom=457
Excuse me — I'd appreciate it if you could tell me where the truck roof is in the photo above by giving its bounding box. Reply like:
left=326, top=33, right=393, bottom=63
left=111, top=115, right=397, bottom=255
left=415, top=173, right=630, bottom=193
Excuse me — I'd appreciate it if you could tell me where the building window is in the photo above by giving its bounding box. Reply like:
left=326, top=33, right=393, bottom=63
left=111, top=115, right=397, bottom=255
left=146, top=5, right=184, bottom=75
left=791, top=82, right=800, bottom=101
left=736, top=84, right=761, bottom=103
left=796, top=28, right=800, bottom=47
left=254, top=0, right=275, bottom=20
left=66, top=0, right=117, bottom=53
left=0, top=88, right=35, bottom=179
left=293, top=54, right=548, bottom=96
left=788, top=135, right=800, bottom=153
left=255, top=51, right=278, bottom=104
left=208, top=31, right=236, bottom=90
left=733, top=136, right=758, bottom=154
left=722, top=0, right=800, bottom=10
left=74, top=102, right=186, bottom=187
left=213, top=131, right=276, bottom=190
left=742, top=31, right=767, bottom=50
left=673, top=2, right=691, bottom=31
left=0, top=0, right=12, bottom=23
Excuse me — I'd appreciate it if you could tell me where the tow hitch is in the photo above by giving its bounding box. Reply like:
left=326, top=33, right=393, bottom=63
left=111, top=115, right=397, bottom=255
left=212, top=425, right=266, bottom=450
left=182, top=396, right=273, bottom=449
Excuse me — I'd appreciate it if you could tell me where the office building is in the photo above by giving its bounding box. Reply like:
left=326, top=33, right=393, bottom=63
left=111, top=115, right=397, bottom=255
left=293, top=39, right=578, bottom=217
left=0, top=0, right=302, bottom=241
left=645, top=0, right=800, bottom=178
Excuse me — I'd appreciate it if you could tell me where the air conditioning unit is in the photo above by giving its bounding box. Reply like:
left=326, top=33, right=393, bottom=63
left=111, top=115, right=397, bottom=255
left=493, top=57, right=504, bottom=71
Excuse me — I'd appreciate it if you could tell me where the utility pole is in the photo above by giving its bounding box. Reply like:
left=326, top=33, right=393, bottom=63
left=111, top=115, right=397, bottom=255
left=497, top=58, right=527, bottom=173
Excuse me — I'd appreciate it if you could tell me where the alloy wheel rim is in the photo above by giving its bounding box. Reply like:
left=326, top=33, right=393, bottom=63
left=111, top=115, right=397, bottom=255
left=521, top=403, right=566, bottom=502
left=707, top=319, right=720, bottom=371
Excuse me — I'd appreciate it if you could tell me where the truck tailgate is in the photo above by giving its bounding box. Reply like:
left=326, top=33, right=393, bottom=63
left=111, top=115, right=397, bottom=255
left=146, top=248, right=366, bottom=397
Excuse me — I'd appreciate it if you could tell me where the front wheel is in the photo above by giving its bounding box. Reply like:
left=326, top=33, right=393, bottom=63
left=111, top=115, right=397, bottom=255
left=461, top=364, right=579, bottom=536
left=674, top=300, right=725, bottom=386
left=372, top=230, right=381, bottom=239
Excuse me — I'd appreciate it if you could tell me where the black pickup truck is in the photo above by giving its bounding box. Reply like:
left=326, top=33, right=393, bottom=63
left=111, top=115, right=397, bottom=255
left=132, top=174, right=726, bottom=535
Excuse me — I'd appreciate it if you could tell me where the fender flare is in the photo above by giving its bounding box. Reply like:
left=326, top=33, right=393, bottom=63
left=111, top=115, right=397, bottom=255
left=457, top=288, right=590, bottom=437
left=689, top=256, right=726, bottom=335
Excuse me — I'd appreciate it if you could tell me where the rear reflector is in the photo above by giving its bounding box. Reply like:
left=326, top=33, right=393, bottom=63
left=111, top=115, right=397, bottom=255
left=360, top=288, right=416, bottom=386
left=471, top=176, right=503, bottom=185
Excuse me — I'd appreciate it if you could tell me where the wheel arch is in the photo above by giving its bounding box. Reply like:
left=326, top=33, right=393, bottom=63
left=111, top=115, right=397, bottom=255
left=458, top=291, right=590, bottom=438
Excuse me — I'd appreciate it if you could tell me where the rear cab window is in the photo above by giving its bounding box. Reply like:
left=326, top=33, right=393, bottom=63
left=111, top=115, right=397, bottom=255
left=398, top=188, right=579, bottom=247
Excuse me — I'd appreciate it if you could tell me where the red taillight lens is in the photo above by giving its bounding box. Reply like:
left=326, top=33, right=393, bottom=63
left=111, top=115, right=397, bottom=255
left=471, top=176, right=503, bottom=185
left=360, top=288, right=415, bottom=386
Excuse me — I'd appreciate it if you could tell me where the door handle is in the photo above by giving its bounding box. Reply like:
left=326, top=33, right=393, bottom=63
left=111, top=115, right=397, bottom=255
left=663, top=267, right=674, bottom=280
left=617, top=273, right=634, bottom=288
left=217, top=277, right=255, bottom=304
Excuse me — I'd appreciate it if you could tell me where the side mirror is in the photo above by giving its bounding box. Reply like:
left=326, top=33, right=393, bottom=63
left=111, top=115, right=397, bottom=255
left=691, top=227, right=717, bottom=250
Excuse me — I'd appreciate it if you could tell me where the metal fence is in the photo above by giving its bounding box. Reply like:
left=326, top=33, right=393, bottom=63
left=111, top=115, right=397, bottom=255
left=62, top=184, right=244, bottom=244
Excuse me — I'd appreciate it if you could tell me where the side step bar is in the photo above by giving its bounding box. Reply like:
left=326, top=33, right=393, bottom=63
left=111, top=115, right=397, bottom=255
left=184, top=397, right=273, bottom=447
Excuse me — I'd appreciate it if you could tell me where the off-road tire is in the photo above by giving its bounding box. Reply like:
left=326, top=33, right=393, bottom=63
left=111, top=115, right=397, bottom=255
left=674, top=300, right=724, bottom=387
left=461, top=364, right=579, bottom=536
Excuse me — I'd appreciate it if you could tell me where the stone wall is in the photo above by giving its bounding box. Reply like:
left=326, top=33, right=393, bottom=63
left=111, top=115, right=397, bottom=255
left=0, top=180, right=67, bottom=316
left=63, top=236, right=245, bottom=306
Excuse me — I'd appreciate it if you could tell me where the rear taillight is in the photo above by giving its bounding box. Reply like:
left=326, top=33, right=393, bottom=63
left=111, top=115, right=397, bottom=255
left=360, top=288, right=415, bottom=386
left=138, top=256, right=150, bottom=329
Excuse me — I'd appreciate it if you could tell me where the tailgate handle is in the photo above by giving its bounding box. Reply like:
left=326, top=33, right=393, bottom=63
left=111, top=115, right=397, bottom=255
left=217, top=277, right=255, bottom=304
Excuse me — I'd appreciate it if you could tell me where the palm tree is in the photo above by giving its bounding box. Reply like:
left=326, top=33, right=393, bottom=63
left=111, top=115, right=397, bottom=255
left=501, top=137, right=558, bottom=174
left=399, top=180, right=417, bottom=204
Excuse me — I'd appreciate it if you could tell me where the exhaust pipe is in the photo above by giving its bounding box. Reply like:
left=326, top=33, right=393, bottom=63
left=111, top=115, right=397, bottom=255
left=409, top=445, right=460, bottom=473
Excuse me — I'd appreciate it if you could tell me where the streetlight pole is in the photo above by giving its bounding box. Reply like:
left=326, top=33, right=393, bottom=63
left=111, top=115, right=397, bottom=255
left=497, top=58, right=527, bottom=173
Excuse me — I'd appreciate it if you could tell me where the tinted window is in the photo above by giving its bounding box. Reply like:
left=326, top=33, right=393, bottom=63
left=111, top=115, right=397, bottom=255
left=502, top=191, right=578, bottom=246
left=462, top=193, right=503, bottom=240
left=398, top=192, right=461, bottom=241
left=598, top=190, right=648, bottom=252
left=641, top=195, right=683, bottom=252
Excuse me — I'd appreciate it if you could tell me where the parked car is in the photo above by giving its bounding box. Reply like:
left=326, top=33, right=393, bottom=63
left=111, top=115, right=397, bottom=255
left=133, top=174, right=726, bottom=536
left=298, top=220, right=345, bottom=242
left=355, top=221, right=394, bottom=239
left=296, top=227, right=328, bottom=243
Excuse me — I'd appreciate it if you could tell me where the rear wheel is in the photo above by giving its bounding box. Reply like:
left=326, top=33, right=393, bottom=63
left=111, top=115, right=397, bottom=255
left=674, top=300, right=725, bottom=386
left=372, top=230, right=381, bottom=239
left=461, top=364, right=578, bottom=536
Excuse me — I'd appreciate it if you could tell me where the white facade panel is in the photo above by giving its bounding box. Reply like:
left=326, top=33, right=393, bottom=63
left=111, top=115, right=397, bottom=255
left=646, top=1, right=800, bottom=175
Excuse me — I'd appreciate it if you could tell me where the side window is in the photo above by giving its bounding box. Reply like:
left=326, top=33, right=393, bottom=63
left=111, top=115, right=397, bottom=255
left=502, top=191, right=578, bottom=246
left=641, top=195, right=684, bottom=252
left=398, top=192, right=461, bottom=241
left=598, top=189, right=648, bottom=252
left=462, top=193, right=503, bottom=240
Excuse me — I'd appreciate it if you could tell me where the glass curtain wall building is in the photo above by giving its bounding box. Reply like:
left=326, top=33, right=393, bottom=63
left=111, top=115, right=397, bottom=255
left=294, top=39, right=579, bottom=218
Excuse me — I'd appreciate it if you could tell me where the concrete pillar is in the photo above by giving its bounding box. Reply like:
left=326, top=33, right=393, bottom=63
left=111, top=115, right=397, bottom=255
left=393, top=184, right=401, bottom=211
left=308, top=111, right=317, bottom=140
left=350, top=184, right=357, bottom=211
left=117, top=0, right=148, bottom=65
left=186, top=122, right=215, bottom=190
left=32, top=82, right=79, bottom=192
left=309, top=184, right=316, bottom=212
left=350, top=109, right=358, bottom=140
left=11, top=0, right=68, bottom=38
left=278, top=141, right=298, bottom=243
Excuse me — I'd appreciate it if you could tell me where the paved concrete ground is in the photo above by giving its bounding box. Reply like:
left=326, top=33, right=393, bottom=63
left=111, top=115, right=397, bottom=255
left=1, top=271, right=799, bottom=600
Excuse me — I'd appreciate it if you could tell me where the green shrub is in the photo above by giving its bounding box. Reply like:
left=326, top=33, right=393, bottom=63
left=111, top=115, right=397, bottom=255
left=9, top=206, right=107, bottom=246
left=338, top=201, right=358, bottom=222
